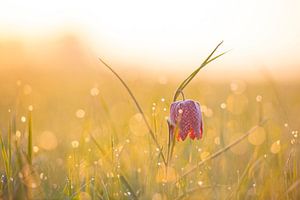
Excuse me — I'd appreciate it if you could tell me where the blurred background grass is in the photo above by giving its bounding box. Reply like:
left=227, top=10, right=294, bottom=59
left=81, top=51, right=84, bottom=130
left=1, top=0, right=300, bottom=197
left=0, top=37, right=299, bottom=198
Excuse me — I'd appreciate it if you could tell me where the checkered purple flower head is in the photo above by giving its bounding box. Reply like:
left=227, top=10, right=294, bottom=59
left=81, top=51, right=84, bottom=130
left=169, top=99, right=203, bottom=141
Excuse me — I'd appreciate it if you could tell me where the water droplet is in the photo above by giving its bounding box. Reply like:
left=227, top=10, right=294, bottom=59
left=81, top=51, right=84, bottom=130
left=270, top=140, right=281, bottom=154
left=256, top=95, right=262, bottom=102
left=90, top=87, right=99, bottom=96
left=198, top=181, right=203, bottom=186
left=214, top=137, right=220, bottom=145
left=21, top=116, right=26, bottom=123
left=33, top=146, right=39, bottom=153
left=16, top=130, right=21, bottom=138
left=220, top=103, right=226, bottom=109
left=71, top=140, right=79, bottom=148
left=76, top=109, right=85, bottom=118
left=28, top=105, right=33, bottom=111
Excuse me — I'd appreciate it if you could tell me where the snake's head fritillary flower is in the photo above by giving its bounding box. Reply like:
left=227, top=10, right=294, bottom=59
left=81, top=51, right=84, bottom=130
left=169, top=99, right=203, bottom=141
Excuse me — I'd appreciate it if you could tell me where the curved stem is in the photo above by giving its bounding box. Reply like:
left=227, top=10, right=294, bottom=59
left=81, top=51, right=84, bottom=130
left=174, top=119, right=268, bottom=184
left=173, top=41, right=228, bottom=102
left=98, top=58, right=167, bottom=166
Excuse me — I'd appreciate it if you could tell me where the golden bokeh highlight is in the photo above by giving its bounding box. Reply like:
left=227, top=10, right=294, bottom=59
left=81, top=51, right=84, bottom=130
left=76, top=109, right=86, bottom=119
left=38, top=131, right=58, bottom=151
left=248, top=126, right=266, bottom=146
left=270, top=140, right=281, bottom=154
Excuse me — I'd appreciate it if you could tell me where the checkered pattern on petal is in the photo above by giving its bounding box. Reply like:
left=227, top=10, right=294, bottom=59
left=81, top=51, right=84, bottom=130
left=169, top=99, right=203, bottom=141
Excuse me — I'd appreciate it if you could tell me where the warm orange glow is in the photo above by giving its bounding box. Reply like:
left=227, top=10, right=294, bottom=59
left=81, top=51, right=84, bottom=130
left=1, top=0, right=300, bottom=80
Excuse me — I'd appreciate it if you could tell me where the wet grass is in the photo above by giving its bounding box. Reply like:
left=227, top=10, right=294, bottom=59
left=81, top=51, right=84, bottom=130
left=0, top=45, right=300, bottom=199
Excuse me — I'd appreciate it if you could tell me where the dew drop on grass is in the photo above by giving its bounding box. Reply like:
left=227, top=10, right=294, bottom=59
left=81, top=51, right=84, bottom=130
left=220, top=103, right=227, bottom=109
left=33, top=146, right=39, bottom=153
left=76, top=109, right=85, bottom=118
left=39, top=173, right=44, bottom=180
left=137, top=168, right=141, bottom=173
left=16, top=130, right=21, bottom=138
left=90, top=87, right=99, bottom=96
left=28, top=105, right=33, bottom=111
left=198, top=181, right=203, bottom=186
left=256, top=95, right=262, bottom=102
left=21, top=116, right=26, bottom=123
left=71, top=140, right=79, bottom=148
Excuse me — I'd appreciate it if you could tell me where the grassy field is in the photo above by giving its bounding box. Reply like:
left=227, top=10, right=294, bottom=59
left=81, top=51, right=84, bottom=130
left=0, top=51, right=300, bottom=199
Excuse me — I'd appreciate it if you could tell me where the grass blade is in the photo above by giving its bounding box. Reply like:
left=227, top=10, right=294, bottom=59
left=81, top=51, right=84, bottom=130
left=173, top=41, right=227, bottom=101
left=98, top=58, right=167, bottom=165
left=119, top=175, right=138, bottom=200
left=175, top=119, right=268, bottom=184
left=28, top=111, right=33, bottom=165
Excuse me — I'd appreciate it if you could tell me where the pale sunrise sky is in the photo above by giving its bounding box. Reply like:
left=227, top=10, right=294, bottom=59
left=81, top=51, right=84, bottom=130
left=1, top=0, right=300, bottom=79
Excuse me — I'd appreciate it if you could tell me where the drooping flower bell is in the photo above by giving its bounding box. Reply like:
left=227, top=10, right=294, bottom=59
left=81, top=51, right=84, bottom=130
left=169, top=99, right=203, bottom=141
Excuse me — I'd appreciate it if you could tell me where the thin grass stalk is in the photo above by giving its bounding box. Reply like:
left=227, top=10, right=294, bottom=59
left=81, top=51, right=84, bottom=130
left=27, top=111, right=33, bottom=165
left=98, top=58, right=167, bottom=165
left=119, top=175, right=138, bottom=200
left=173, top=41, right=228, bottom=102
left=98, top=94, right=119, bottom=160
left=0, top=131, right=13, bottom=199
left=175, top=119, right=268, bottom=184
left=8, top=118, right=12, bottom=178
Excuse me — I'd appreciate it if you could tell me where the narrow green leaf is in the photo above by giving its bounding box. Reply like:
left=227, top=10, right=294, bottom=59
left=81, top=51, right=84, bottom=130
left=119, top=175, right=138, bottom=200
left=28, top=111, right=33, bottom=165
left=173, top=41, right=226, bottom=102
